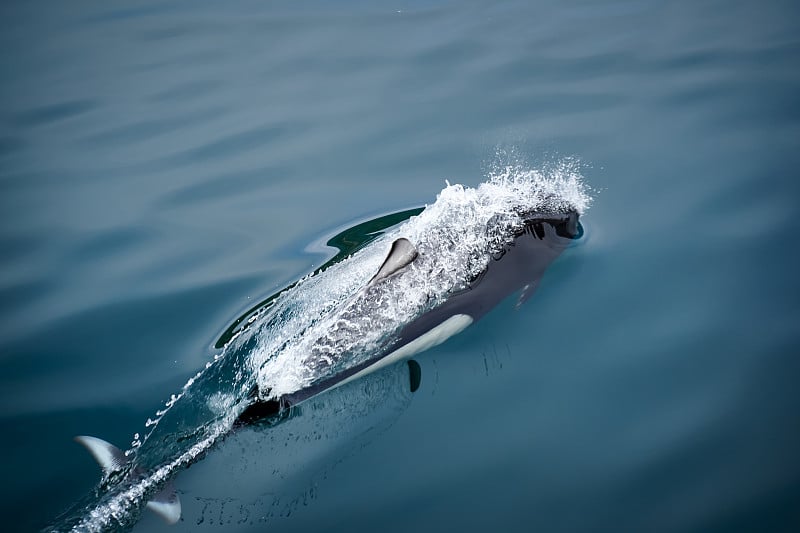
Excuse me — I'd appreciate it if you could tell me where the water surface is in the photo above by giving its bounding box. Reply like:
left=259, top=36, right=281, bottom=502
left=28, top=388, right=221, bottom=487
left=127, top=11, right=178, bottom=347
left=1, top=1, right=799, bottom=532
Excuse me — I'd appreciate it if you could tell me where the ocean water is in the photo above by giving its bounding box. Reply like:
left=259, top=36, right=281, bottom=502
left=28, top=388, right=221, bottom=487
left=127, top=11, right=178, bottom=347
left=1, top=1, right=799, bottom=532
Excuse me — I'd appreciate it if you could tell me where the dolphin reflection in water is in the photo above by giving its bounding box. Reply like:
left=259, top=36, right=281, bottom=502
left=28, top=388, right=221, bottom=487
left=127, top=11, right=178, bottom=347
left=57, top=174, right=589, bottom=531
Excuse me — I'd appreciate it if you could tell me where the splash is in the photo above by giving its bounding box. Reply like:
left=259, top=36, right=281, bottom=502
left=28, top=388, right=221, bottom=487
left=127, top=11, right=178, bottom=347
left=249, top=162, right=590, bottom=397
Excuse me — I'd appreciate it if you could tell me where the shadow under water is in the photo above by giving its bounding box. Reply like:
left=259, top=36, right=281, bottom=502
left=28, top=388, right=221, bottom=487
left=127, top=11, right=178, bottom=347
left=144, top=360, right=420, bottom=532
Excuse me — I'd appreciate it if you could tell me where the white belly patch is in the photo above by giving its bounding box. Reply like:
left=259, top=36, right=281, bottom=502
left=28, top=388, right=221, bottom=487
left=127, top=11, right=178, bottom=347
left=331, top=313, right=474, bottom=391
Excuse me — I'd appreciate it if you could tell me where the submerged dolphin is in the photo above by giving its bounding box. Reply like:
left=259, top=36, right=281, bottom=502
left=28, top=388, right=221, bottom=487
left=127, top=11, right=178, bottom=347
left=60, top=172, right=590, bottom=531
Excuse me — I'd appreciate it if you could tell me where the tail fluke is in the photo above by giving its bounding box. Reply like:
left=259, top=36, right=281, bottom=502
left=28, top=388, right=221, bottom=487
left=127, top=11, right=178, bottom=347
left=75, top=435, right=182, bottom=524
left=74, top=436, right=127, bottom=476
left=146, top=481, right=181, bottom=524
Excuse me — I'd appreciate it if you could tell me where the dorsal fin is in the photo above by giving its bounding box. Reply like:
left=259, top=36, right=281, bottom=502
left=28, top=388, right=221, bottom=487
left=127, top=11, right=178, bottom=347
left=368, top=238, right=418, bottom=287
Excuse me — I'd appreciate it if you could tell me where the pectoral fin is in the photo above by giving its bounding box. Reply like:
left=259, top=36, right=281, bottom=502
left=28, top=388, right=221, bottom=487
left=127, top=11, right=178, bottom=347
left=408, top=359, right=422, bottom=393
left=368, top=238, right=418, bottom=287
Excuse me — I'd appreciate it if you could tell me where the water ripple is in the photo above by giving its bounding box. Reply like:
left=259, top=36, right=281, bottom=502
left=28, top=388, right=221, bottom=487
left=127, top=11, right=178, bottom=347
left=11, top=100, right=96, bottom=128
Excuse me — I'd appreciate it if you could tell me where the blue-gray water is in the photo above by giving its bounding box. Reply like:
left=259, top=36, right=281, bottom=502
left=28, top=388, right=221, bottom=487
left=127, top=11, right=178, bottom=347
left=2, top=1, right=799, bottom=532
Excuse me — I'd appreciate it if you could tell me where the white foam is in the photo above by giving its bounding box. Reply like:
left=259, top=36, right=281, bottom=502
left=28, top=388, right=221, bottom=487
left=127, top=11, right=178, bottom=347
left=249, top=163, right=590, bottom=398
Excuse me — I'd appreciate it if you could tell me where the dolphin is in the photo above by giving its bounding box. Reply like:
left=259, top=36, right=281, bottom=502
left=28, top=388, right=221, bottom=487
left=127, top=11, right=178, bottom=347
left=236, top=209, right=581, bottom=424
left=60, top=173, right=589, bottom=531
